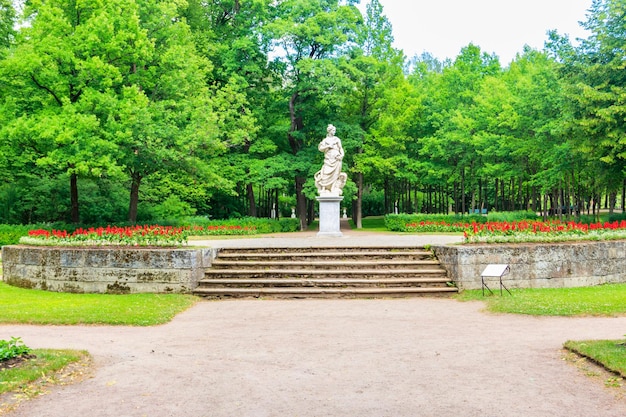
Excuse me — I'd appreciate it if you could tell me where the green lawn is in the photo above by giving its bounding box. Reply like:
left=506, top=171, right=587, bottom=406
left=564, top=339, right=626, bottom=379
left=0, top=282, right=198, bottom=326
left=350, top=216, right=388, bottom=231
left=457, top=283, right=626, bottom=316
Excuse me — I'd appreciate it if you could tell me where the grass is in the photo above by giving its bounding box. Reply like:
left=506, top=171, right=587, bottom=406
left=0, top=349, right=89, bottom=395
left=0, top=282, right=198, bottom=326
left=564, top=339, right=626, bottom=379
left=0, top=257, right=197, bottom=408
left=350, top=216, right=388, bottom=231
left=0, top=349, right=90, bottom=414
left=456, top=283, right=626, bottom=316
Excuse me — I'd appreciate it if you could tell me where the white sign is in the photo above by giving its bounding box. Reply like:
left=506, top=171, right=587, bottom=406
left=481, top=264, right=510, bottom=277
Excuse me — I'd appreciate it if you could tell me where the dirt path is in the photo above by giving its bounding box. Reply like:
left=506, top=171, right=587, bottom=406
left=1, top=298, right=625, bottom=417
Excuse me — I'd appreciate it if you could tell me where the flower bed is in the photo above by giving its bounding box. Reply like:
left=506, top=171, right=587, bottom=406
left=463, top=220, right=626, bottom=243
left=400, top=218, right=626, bottom=244
left=19, top=224, right=257, bottom=247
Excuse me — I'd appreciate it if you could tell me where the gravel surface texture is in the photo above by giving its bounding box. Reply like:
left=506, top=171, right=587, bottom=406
left=2, top=298, right=626, bottom=417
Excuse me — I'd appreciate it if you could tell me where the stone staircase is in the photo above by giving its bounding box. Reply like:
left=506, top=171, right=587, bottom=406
left=193, top=247, right=457, bottom=298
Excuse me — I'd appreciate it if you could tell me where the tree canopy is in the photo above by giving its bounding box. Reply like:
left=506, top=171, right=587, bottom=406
left=0, top=0, right=624, bottom=226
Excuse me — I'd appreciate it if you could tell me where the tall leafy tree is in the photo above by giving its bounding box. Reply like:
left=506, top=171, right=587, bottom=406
left=183, top=0, right=278, bottom=218
left=266, top=0, right=361, bottom=229
left=560, top=0, right=626, bottom=211
left=0, top=0, right=15, bottom=53
left=1, top=0, right=224, bottom=224
left=417, top=44, right=501, bottom=214
left=346, top=0, right=405, bottom=227
left=1, top=0, right=149, bottom=223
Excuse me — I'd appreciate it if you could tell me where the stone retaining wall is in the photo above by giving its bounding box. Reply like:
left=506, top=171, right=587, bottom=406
left=1, top=246, right=216, bottom=294
left=433, top=240, right=626, bottom=290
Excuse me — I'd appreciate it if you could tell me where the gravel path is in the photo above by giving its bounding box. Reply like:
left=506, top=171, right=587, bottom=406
left=2, top=298, right=626, bottom=417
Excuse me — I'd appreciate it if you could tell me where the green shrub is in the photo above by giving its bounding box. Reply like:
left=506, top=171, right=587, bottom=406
left=0, top=224, right=37, bottom=246
left=362, top=190, right=386, bottom=216
left=486, top=210, right=539, bottom=222
left=385, top=213, right=487, bottom=232
left=175, top=216, right=299, bottom=234
left=608, top=212, right=626, bottom=222
left=0, top=337, right=31, bottom=361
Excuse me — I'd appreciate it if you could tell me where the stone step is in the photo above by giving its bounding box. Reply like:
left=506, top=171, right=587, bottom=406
left=203, top=269, right=448, bottom=280
left=210, top=259, right=443, bottom=270
left=192, top=286, right=458, bottom=299
left=216, top=249, right=434, bottom=261
left=197, top=277, right=451, bottom=288
left=193, top=246, right=456, bottom=299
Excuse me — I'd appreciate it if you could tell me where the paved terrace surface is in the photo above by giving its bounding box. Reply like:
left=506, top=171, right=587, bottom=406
left=2, top=225, right=626, bottom=417
left=192, top=220, right=465, bottom=249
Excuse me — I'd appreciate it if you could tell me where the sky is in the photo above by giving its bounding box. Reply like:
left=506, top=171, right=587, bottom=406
left=358, top=0, right=593, bottom=64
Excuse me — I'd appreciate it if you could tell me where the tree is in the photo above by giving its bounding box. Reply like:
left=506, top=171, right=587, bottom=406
left=345, top=0, right=405, bottom=227
left=266, top=0, right=361, bottom=230
left=183, top=0, right=278, bottom=218
left=1, top=0, right=225, bottom=224
left=416, top=44, right=501, bottom=214
left=565, top=0, right=626, bottom=210
left=1, top=0, right=148, bottom=223
left=0, top=0, right=15, bottom=53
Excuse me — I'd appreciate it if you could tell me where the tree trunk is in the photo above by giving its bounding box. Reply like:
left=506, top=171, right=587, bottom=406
left=494, top=178, right=499, bottom=212
left=622, top=178, right=626, bottom=213
left=354, top=171, right=363, bottom=228
left=128, top=173, right=142, bottom=224
left=609, top=190, right=617, bottom=215
left=70, top=173, right=79, bottom=224
left=246, top=183, right=257, bottom=217
left=460, top=168, right=466, bottom=215
left=295, top=176, right=306, bottom=231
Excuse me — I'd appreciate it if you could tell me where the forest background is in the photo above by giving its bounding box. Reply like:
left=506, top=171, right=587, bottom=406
left=0, top=0, right=625, bottom=230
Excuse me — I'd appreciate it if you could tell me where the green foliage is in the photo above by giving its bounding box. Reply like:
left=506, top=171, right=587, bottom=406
left=385, top=213, right=488, bottom=232
left=457, top=284, right=626, bottom=316
left=181, top=216, right=300, bottom=234
left=0, top=224, right=34, bottom=246
left=486, top=211, right=540, bottom=222
left=608, top=212, right=626, bottom=222
left=361, top=189, right=385, bottom=216
left=0, top=282, right=197, bottom=325
left=0, top=0, right=625, bottom=229
left=0, top=337, right=31, bottom=361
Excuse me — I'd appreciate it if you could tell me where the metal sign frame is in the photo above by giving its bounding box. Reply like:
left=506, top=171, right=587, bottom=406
left=480, top=264, right=511, bottom=296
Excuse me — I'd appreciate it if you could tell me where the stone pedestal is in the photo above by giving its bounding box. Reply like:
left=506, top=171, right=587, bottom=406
left=316, top=195, right=343, bottom=237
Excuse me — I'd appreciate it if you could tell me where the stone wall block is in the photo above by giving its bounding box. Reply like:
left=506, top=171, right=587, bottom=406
left=1, top=246, right=208, bottom=293
left=60, top=250, right=86, bottom=267
left=434, top=240, right=626, bottom=290
left=170, top=250, right=195, bottom=269
left=17, top=247, right=44, bottom=265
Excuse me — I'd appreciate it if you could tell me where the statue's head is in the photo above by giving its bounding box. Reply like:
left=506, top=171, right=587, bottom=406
left=327, top=124, right=336, bottom=135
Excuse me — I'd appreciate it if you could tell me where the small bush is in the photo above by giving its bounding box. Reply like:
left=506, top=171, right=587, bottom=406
left=608, top=212, right=626, bottom=222
left=0, top=337, right=31, bottom=361
left=385, top=213, right=487, bottom=232
left=176, top=216, right=300, bottom=234
left=0, top=224, right=38, bottom=247
left=486, top=210, right=539, bottom=222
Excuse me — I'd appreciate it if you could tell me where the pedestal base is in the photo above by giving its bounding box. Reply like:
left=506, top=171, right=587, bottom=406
left=316, top=195, right=343, bottom=237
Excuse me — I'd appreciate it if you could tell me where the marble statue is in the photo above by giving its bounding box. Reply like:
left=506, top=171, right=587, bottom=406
left=314, top=124, right=347, bottom=195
